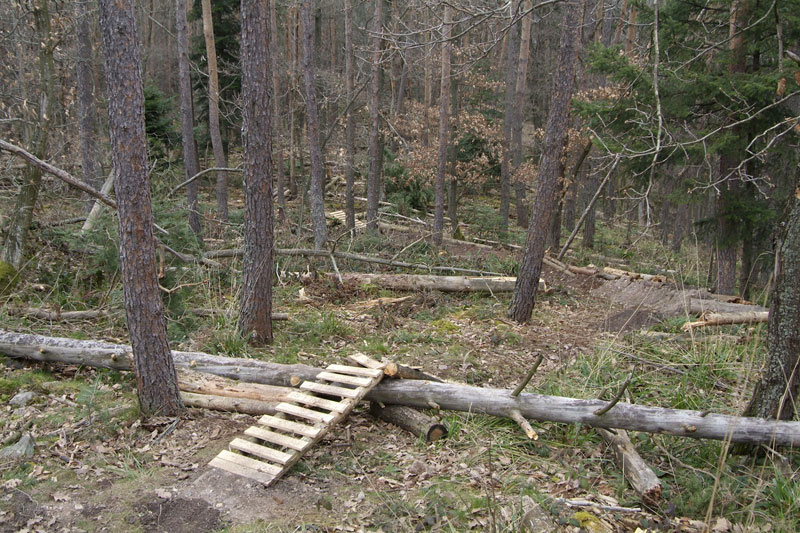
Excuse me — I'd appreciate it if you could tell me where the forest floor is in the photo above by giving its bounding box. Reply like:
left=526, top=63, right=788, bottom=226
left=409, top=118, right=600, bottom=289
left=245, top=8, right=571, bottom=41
left=1, top=184, right=797, bottom=532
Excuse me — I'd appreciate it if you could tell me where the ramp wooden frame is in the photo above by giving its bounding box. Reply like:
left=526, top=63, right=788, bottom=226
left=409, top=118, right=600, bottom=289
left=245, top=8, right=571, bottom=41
left=209, top=353, right=386, bottom=486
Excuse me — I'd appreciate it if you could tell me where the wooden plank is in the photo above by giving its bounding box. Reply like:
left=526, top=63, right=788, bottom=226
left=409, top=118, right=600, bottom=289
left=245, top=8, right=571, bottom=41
left=258, top=414, right=322, bottom=438
left=276, top=402, right=336, bottom=423
left=215, top=449, right=282, bottom=476
left=244, top=426, right=311, bottom=452
left=209, top=454, right=275, bottom=485
left=316, top=371, right=374, bottom=387
left=300, top=381, right=360, bottom=398
left=326, top=364, right=384, bottom=378
left=346, top=352, right=385, bottom=370
left=286, top=391, right=350, bottom=413
left=230, top=438, right=294, bottom=465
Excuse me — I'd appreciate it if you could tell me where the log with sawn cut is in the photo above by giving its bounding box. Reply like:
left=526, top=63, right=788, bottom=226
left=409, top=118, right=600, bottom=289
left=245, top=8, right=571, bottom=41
left=3, top=330, right=800, bottom=447
left=596, top=428, right=662, bottom=505
left=685, top=299, right=767, bottom=316
left=323, top=272, right=541, bottom=293
left=369, top=403, right=448, bottom=442
left=682, top=311, right=769, bottom=331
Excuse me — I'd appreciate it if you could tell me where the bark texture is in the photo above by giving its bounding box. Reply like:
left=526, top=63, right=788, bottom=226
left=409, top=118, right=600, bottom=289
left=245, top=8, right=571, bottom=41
left=366, top=0, right=382, bottom=233
left=743, top=194, right=800, bottom=421
left=76, top=0, right=100, bottom=202
left=97, top=0, right=183, bottom=416
left=433, top=4, right=452, bottom=246
left=511, top=0, right=534, bottom=229
left=344, top=0, right=356, bottom=232
left=237, top=0, right=274, bottom=345
left=176, top=0, right=202, bottom=236
left=271, top=0, right=286, bottom=219
left=201, top=0, right=229, bottom=221
left=301, top=0, right=328, bottom=250
left=499, top=0, right=522, bottom=234
left=509, top=0, right=584, bottom=323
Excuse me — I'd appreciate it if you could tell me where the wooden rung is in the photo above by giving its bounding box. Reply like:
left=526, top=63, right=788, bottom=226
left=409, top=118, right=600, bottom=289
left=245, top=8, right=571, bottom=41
left=276, top=402, right=336, bottom=424
left=230, top=438, right=294, bottom=465
left=258, top=414, right=322, bottom=438
left=210, top=454, right=275, bottom=485
left=346, top=352, right=385, bottom=370
left=316, top=371, right=374, bottom=388
left=215, top=449, right=282, bottom=476
left=287, top=391, right=350, bottom=413
left=244, top=426, right=310, bottom=451
left=300, top=381, right=360, bottom=398
left=326, top=364, right=384, bottom=378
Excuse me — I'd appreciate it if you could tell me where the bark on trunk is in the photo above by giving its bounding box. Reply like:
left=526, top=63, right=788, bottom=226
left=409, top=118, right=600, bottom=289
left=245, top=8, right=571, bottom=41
left=344, top=0, right=356, bottom=232
left=76, top=1, right=100, bottom=203
left=97, top=0, right=183, bottom=416
left=511, top=0, right=534, bottom=230
left=301, top=0, right=328, bottom=250
left=2, top=0, right=55, bottom=270
left=238, top=0, right=274, bottom=345
left=366, top=0, right=382, bottom=234
left=200, top=0, right=229, bottom=221
left=176, top=0, right=202, bottom=236
left=509, top=0, right=584, bottom=323
left=4, top=330, right=800, bottom=446
left=271, top=0, right=286, bottom=220
left=499, top=0, right=522, bottom=234
left=433, top=4, right=452, bottom=246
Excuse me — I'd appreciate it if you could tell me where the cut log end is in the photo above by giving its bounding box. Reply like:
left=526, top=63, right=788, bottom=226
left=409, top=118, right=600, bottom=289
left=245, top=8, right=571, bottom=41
left=369, top=403, right=448, bottom=443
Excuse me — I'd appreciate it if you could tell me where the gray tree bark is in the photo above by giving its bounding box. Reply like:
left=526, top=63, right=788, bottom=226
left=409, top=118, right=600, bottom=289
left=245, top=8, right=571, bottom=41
left=271, top=0, right=286, bottom=220
left=76, top=0, right=101, bottom=205
left=301, top=0, right=328, bottom=250
left=511, top=0, right=534, bottom=230
left=97, top=0, right=183, bottom=416
left=499, top=0, right=521, bottom=235
left=344, top=0, right=356, bottom=232
left=509, top=0, right=585, bottom=323
left=433, top=4, right=452, bottom=246
left=238, top=0, right=274, bottom=345
left=366, top=0, right=383, bottom=234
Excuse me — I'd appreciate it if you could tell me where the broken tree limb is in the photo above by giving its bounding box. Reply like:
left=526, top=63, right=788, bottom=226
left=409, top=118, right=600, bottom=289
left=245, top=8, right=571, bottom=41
left=7, top=308, right=114, bottom=321
left=368, top=403, right=448, bottom=442
left=509, top=409, right=538, bottom=440
left=168, top=166, right=243, bottom=197
left=682, top=311, right=769, bottom=331
left=597, top=428, right=662, bottom=504
left=81, top=170, right=115, bottom=233
left=4, top=330, right=800, bottom=447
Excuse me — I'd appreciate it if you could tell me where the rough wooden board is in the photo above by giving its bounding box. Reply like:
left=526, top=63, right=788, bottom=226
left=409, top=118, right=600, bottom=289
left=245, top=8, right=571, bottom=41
left=229, top=438, right=293, bottom=465
left=214, top=450, right=282, bottom=476
left=325, top=364, right=384, bottom=378
left=209, top=455, right=275, bottom=485
left=244, top=426, right=311, bottom=451
left=316, top=371, right=373, bottom=387
left=275, top=402, right=337, bottom=423
left=286, top=391, right=350, bottom=413
left=257, top=414, right=323, bottom=438
left=300, top=381, right=360, bottom=398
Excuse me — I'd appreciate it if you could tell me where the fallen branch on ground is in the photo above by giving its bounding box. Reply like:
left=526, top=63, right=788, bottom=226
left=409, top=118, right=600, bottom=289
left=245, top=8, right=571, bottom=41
left=682, top=311, right=769, bottom=331
left=369, top=403, right=448, bottom=443
left=597, top=428, right=662, bottom=505
left=318, top=272, right=533, bottom=293
left=2, top=330, right=800, bottom=447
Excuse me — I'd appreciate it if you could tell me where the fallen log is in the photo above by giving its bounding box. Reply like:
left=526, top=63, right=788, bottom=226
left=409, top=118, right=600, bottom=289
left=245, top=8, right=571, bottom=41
left=322, top=272, right=536, bottom=293
left=189, top=308, right=289, bottom=321
left=2, top=330, right=800, bottom=447
left=682, top=311, right=769, bottom=331
left=603, top=267, right=668, bottom=283
left=369, top=403, right=448, bottom=443
left=7, top=308, right=114, bottom=321
left=597, top=428, right=662, bottom=505
left=180, top=392, right=278, bottom=416
left=685, top=298, right=767, bottom=316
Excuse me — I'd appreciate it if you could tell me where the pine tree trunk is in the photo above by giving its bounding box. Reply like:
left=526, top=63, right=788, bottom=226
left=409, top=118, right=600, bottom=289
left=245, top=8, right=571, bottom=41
left=200, top=0, right=228, bottom=222
left=2, top=0, right=55, bottom=270
left=499, top=0, right=522, bottom=234
left=176, top=0, right=202, bottom=236
left=509, top=0, right=585, bottom=323
left=432, top=4, right=452, bottom=246
left=344, top=0, right=356, bottom=232
left=582, top=167, right=598, bottom=249
left=238, top=0, right=274, bottom=345
left=366, top=0, right=382, bottom=234
left=447, top=70, right=460, bottom=231
left=511, top=0, right=534, bottom=230
left=301, top=0, right=328, bottom=250
left=76, top=1, right=100, bottom=205
left=271, top=0, right=286, bottom=220
left=742, top=194, right=800, bottom=422
left=97, top=0, right=183, bottom=416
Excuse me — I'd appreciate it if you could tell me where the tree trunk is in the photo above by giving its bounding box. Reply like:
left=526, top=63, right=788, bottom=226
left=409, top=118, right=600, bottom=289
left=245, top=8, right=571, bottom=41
left=301, top=0, right=328, bottom=250
left=2, top=0, right=55, bottom=270
left=344, top=0, right=356, bottom=232
left=238, top=0, right=274, bottom=346
left=499, top=0, right=522, bottom=235
left=176, top=0, right=202, bottom=236
left=509, top=0, right=585, bottom=323
left=200, top=0, right=228, bottom=222
left=511, top=0, right=534, bottom=230
left=5, top=330, right=800, bottom=447
left=582, top=169, right=598, bottom=249
left=97, top=0, right=183, bottom=416
left=366, top=0, right=382, bottom=234
left=671, top=202, right=687, bottom=253
left=742, top=194, right=800, bottom=422
left=447, top=71, right=459, bottom=231
left=76, top=1, right=101, bottom=206
left=433, top=4, right=452, bottom=246
left=271, top=0, right=286, bottom=221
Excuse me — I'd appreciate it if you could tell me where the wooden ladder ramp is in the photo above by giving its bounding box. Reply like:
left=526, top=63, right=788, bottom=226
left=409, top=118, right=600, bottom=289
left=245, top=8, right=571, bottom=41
left=209, top=353, right=386, bottom=486
left=327, top=210, right=367, bottom=231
